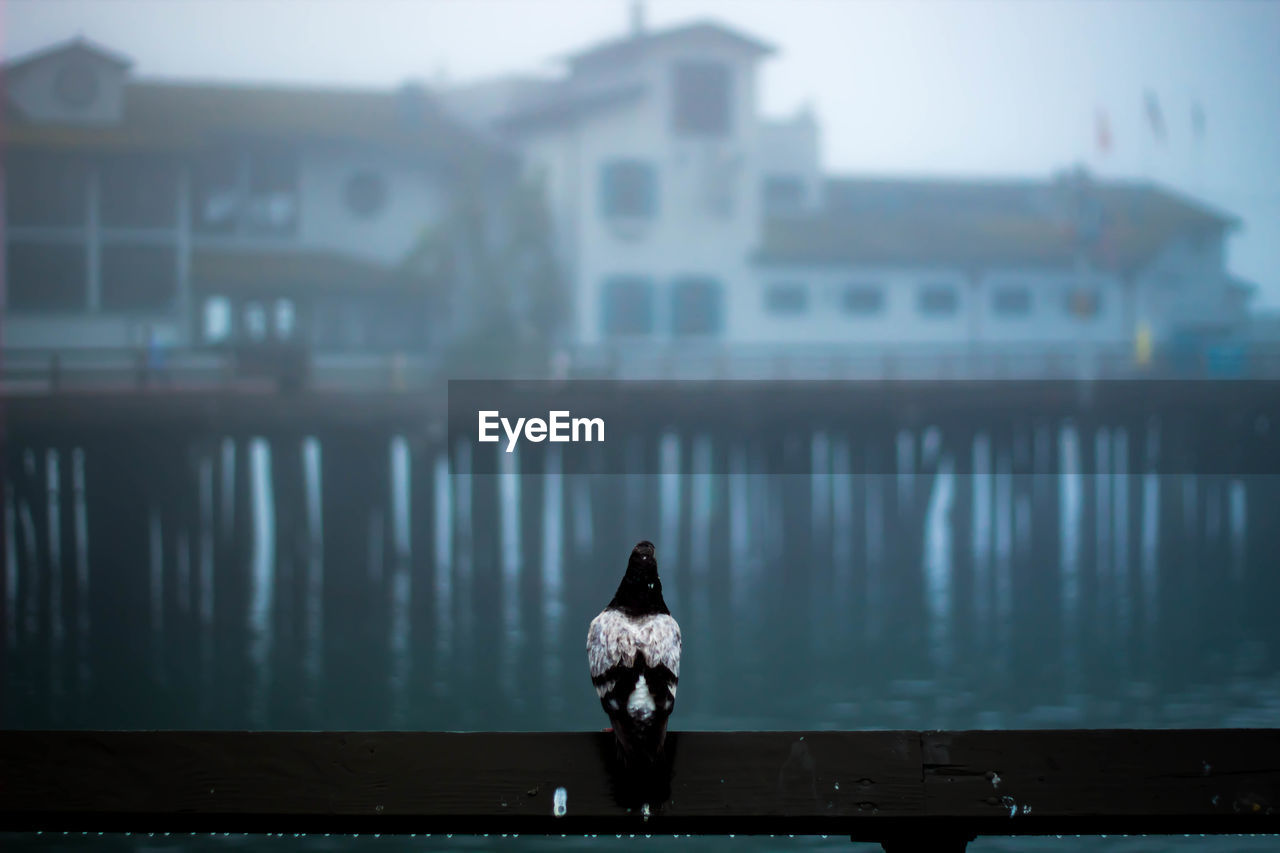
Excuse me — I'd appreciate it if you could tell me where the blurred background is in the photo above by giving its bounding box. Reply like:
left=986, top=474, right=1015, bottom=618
left=2, top=0, right=1279, bottom=851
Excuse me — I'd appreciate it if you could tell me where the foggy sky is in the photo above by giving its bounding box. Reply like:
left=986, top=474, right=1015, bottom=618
left=5, top=0, right=1278, bottom=307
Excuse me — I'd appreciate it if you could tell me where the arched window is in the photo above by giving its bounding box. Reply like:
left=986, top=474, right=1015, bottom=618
left=202, top=296, right=232, bottom=343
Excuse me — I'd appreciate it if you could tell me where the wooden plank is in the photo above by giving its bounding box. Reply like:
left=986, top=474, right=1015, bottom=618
left=2, top=729, right=1278, bottom=840
left=922, top=728, right=1280, bottom=837
left=0, top=730, right=919, bottom=835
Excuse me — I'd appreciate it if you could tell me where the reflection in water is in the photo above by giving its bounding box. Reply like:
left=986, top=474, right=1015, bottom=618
left=247, top=438, right=274, bottom=727
left=2, top=423, right=1278, bottom=853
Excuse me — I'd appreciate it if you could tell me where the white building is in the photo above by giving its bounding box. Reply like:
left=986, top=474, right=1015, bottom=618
left=2, top=24, right=1257, bottom=383
left=1, top=37, right=502, bottom=371
left=442, top=17, right=1254, bottom=377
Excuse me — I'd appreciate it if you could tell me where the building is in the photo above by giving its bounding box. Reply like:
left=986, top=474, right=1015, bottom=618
left=1, top=37, right=509, bottom=385
left=441, top=17, right=1255, bottom=378
left=2, top=22, right=1259, bottom=385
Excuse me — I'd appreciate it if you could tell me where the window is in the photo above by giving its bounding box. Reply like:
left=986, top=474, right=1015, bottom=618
left=918, top=284, right=958, bottom=317
left=5, top=243, right=87, bottom=311
left=762, top=176, right=806, bottom=215
left=764, top=282, right=807, bottom=315
left=244, top=301, right=268, bottom=341
left=671, top=277, right=723, bottom=336
left=5, top=153, right=89, bottom=227
left=191, top=149, right=299, bottom=235
left=245, top=152, right=299, bottom=235
left=100, top=245, right=178, bottom=311
left=600, top=161, right=657, bottom=219
left=100, top=156, right=179, bottom=229
left=203, top=296, right=232, bottom=343
left=275, top=299, right=297, bottom=339
left=841, top=284, right=884, bottom=315
left=601, top=276, right=655, bottom=335
left=672, top=61, right=732, bottom=136
left=992, top=286, right=1031, bottom=316
left=1065, top=287, right=1102, bottom=319
left=344, top=171, right=388, bottom=218
left=191, top=151, right=241, bottom=234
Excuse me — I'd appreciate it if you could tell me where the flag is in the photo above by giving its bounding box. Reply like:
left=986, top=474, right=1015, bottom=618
left=1095, top=108, right=1113, bottom=155
left=1144, top=90, right=1166, bottom=143
left=1191, top=101, right=1206, bottom=140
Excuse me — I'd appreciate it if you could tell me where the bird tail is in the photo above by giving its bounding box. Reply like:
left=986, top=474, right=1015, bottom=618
left=613, top=715, right=668, bottom=771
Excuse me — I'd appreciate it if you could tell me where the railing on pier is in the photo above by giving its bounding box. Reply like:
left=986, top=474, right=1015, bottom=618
left=1, top=730, right=1277, bottom=850
left=4, top=340, right=1279, bottom=393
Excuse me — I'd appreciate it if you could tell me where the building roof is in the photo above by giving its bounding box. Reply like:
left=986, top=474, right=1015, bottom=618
left=563, top=20, right=775, bottom=71
left=756, top=173, right=1238, bottom=274
left=3, top=73, right=505, bottom=165
left=3, top=36, right=133, bottom=74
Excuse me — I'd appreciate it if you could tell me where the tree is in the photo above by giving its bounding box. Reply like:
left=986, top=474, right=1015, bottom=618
left=404, top=157, right=568, bottom=377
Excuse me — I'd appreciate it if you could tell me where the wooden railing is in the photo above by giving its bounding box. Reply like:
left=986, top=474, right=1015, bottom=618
left=2, top=730, right=1277, bottom=850
left=4, top=340, right=1280, bottom=393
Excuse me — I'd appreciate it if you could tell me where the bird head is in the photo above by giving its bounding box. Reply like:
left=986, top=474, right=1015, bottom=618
left=630, top=540, right=656, bottom=565
left=611, top=540, right=669, bottom=615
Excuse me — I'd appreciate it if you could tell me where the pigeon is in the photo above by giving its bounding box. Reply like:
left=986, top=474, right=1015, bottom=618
left=586, top=540, right=681, bottom=770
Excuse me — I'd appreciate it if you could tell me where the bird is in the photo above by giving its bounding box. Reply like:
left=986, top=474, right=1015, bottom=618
left=586, top=540, right=681, bottom=770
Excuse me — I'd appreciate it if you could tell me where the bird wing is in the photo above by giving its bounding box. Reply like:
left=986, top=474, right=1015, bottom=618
left=587, top=609, right=633, bottom=681
left=587, top=610, right=681, bottom=709
left=638, top=613, right=681, bottom=680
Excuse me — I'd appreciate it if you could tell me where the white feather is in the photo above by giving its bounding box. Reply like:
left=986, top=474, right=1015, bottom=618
left=627, top=674, right=655, bottom=720
left=586, top=610, right=682, bottom=678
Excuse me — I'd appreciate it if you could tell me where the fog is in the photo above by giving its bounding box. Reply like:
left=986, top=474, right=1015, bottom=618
left=7, top=0, right=1279, bottom=305
left=4, top=3, right=1280, bottom=851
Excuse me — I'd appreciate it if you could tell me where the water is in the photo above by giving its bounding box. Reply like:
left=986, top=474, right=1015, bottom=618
left=3, top=424, right=1279, bottom=851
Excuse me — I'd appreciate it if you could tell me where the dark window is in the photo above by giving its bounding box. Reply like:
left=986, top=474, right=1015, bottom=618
left=672, top=61, right=732, bottom=136
left=918, top=284, right=958, bottom=317
left=671, top=277, right=723, bottom=336
left=992, top=286, right=1031, bottom=316
left=600, top=161, right=657, bottom=218
left=764, top=282, right=807, bottom=315
left=762, top=175, right=805, bottom=215
left=100, top=156, right=179, bottom=228
left=601, top=276, right=655, bottom=335
left=100, top=245, right=178, bottom=311
left=5, top=153, right=89, bottom=227
left=6, top=242, right=88, bottom=311
left=841, top=284, right=884, bottom=315
left=244, top=301, right=269, bottom=341
left=344, top=171, right=388, bottom=218
left=1065, top=287, right=1102, bottom=318
left=191, top=151, right=241, bottom=234
left=245, top=151, right=299, bottom=235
